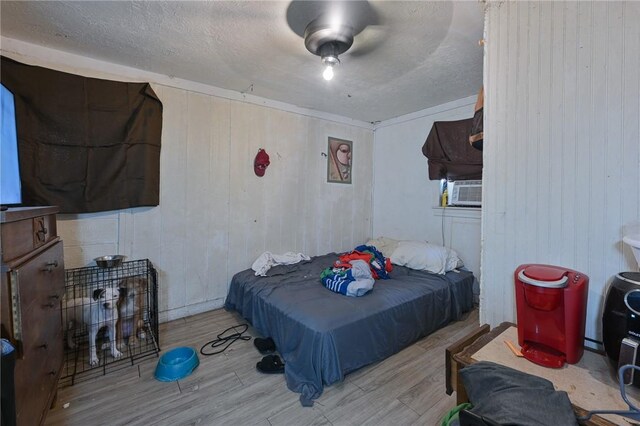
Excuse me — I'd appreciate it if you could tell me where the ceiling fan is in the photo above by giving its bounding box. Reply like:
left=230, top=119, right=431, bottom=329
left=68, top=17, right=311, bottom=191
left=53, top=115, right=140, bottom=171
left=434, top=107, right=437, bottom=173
left=286, top=0, right=384, bottom=81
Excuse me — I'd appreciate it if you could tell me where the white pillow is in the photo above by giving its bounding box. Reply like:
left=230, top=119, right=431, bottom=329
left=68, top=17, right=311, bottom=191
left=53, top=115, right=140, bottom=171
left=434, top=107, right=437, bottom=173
left=365, top=236, right=400, bottom=259
left=390, top=240, right=463, bottom=274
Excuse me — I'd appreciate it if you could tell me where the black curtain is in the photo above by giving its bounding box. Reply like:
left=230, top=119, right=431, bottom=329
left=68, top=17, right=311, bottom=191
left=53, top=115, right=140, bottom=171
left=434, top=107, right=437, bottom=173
left=422, top=118, right=483, bottom=181
left=1, top=56, right=162, bottom=213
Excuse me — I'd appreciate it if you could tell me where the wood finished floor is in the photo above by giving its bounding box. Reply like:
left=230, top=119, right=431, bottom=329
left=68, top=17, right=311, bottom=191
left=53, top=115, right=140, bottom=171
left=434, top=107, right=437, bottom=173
left=46, top=307, right=479, bottom=426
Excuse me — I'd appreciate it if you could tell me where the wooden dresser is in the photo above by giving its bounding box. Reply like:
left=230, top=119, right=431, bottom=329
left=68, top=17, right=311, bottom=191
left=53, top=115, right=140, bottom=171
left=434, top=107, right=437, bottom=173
left=1, top=206, right=64, bottom=426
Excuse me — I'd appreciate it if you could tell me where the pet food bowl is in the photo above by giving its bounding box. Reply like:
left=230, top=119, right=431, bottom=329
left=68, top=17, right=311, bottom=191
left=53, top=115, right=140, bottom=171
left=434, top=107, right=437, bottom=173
left=154, top=347, right=199, bottom=382
left=94, top=255, right=126, bottom=268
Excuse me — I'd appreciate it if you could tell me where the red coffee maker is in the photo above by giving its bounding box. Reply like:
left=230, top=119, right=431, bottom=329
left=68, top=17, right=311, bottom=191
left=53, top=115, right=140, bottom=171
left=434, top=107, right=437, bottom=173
left=515, top=264, right=589, bottom=368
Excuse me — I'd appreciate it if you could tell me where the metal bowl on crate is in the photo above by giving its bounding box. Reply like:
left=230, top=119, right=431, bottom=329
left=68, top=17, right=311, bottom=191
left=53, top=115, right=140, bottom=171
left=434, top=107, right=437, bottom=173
left=94, top=255, right=126, bottom=268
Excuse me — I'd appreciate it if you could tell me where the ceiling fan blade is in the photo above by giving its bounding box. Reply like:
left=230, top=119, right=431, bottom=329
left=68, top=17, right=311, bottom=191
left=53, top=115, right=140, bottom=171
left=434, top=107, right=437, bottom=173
left=286, top=0, right=382, bottom=38
left=347, top=25, right=387, bottom=58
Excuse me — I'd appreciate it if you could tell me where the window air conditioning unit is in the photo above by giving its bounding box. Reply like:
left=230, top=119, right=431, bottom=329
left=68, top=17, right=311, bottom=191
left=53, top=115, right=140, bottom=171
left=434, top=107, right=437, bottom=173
left=448, top=180, right=482, bottom=207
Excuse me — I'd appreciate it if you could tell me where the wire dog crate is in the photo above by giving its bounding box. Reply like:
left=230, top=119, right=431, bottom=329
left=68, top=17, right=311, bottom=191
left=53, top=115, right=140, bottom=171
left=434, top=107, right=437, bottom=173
left=59, top=259, right=160, bottom=387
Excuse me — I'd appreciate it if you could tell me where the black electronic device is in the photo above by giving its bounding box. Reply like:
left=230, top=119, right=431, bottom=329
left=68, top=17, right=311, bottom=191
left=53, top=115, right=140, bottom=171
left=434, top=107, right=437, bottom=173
left=0, top=84, right=22, bottom=208
left=603, top=272, right=640, bottom=362
left=628, top=290, right=640, bottom=340
left=619, top=338, right=640, bottom=385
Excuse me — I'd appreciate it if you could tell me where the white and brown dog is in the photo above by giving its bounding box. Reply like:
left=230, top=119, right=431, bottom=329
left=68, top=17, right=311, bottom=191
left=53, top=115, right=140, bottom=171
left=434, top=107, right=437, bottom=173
left=116, top=276, right=146, bottom=349
left=63, top=287, right=123, bottom=366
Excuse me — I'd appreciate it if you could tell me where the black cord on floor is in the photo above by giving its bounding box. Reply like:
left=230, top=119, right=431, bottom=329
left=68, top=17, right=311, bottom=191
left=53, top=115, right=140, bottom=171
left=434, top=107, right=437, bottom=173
left=200, top=324, right=250, bottom=356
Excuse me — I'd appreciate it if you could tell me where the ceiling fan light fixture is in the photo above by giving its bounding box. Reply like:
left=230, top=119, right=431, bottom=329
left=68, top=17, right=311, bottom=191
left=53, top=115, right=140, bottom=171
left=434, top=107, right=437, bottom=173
left=304, top=20, right=354, bottom=55
left=321, top=47, right=340, bottom=81
left=322, top=65, right=334, bottom=81
left=322, top=54, right=339, bottom=66
left=304, top=16, right=353, bottom=81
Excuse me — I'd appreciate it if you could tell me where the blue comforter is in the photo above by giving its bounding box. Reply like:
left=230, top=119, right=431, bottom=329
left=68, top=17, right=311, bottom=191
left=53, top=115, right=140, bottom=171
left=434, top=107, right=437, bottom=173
left=224, top=253, right=474, bottom=406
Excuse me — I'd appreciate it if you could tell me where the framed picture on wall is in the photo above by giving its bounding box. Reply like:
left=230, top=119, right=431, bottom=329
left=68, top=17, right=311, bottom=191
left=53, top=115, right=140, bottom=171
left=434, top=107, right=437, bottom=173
left=327, top=137, right=352, bottom=184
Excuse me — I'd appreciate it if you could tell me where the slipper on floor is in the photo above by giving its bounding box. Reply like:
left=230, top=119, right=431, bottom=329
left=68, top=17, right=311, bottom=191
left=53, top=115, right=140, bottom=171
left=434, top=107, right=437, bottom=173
left=254, top=337, right=276, bottom=355
left=256, top=354, right=285, bottom=374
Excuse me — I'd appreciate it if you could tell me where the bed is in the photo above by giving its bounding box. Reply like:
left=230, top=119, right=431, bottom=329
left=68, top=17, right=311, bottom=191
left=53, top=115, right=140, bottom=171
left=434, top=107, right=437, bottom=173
left=224, top=252, right=474, bottom=406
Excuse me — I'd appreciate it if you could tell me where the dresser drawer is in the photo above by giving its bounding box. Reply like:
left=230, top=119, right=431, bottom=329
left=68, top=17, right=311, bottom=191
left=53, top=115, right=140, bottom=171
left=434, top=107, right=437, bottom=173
left=14, top=330, right=63, bottom=426
left=7, top=241, right=64, bottom=353
left=20, top=296, right=63, bottom=358
left=1, top=207, right=59, bottom=264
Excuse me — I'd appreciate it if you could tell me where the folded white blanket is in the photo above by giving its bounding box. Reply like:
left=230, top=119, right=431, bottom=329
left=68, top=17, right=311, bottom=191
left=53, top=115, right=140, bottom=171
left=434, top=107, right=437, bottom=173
left=251, top=251, right=311, bottom=276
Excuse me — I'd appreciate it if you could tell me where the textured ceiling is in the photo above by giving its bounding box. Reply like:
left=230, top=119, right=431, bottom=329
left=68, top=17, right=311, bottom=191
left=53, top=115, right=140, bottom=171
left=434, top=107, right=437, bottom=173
left=0, top=1, right=484, bottom=123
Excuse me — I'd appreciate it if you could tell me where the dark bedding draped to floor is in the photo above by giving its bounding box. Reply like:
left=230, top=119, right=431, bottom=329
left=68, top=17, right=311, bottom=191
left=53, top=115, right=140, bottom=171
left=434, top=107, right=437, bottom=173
left=224, top=253, right=474, bottom=406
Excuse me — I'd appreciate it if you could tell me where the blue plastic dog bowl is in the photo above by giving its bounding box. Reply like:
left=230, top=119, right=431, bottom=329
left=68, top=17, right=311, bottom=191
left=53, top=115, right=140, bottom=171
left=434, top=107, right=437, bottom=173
left=154, top=346, right=199, bottom=382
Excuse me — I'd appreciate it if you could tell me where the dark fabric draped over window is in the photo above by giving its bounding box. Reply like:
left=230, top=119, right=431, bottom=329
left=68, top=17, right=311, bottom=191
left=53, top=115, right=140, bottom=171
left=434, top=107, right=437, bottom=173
left=469, top=87, right=484, bottom=151
left=1, top=56, right=162, bottom=213
left=422, top=118, right=483, bottom=181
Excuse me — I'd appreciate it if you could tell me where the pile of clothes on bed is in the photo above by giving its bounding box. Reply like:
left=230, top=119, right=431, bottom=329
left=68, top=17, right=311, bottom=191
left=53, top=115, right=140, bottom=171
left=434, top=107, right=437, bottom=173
left=320, top=245, right=393, bottom=297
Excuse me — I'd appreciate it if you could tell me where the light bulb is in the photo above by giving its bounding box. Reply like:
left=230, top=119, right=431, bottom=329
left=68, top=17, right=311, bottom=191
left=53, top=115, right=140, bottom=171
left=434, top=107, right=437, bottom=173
left=323, top=65, right=334, bottom=81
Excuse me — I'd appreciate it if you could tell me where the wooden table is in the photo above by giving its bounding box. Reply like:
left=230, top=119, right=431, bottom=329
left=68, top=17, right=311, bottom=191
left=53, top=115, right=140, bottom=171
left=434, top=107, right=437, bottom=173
left=446, top=322, right=640, bottom=426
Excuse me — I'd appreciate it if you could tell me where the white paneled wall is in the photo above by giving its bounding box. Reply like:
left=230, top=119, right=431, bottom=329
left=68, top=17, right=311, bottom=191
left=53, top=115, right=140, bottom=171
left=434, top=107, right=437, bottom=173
left=372, top=97, right=482, bottom=280
left=2, top=41, right=374, bottom=321
left=67, top=89, right=373, bottom=321
left=482, top=1, right=640, bottom=341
